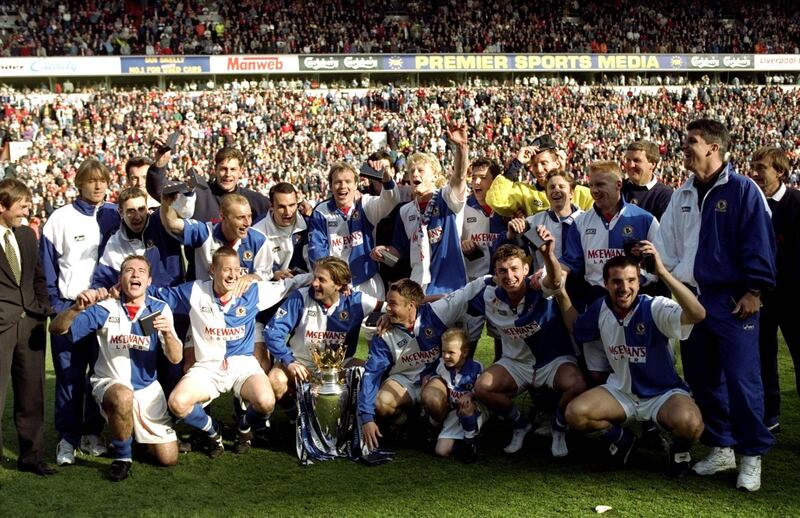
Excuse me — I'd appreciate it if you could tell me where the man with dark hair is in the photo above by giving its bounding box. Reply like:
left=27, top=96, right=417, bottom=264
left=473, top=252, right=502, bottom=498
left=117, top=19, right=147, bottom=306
left=252, top=182, right=310, bottom=281
left=557, top=248, right=706, bottom=476
left=749, top=146, right=800, bottom=434
left=485, top=135, right=593, bottom=217
left=41, top=157, right=120, bottom=466
left=50, top=255, right=182, bottom=481
left=657, top=118, right=776, bottom=491
left=0, top=178, right=55, bottom=476
left=147, top=146, right=270, bottom=224
left=622, top=140, right=674, bottom=220
left=125, top=157, right=159, bottom=210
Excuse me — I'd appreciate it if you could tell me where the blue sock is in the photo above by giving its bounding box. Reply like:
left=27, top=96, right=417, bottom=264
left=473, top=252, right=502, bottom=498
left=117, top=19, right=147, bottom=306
left=111, top=437, right=133, bottom=461
left=238, top=406, right=271, bottom=432
left=604, top=424, right=624, bottom=444
left=505, top=406, right=527, bottom=429
left=460, top=412, right=479, bottom=438
left=552, top=408, right=568, bottom=432
left=183, top=404, right=216, bottom=435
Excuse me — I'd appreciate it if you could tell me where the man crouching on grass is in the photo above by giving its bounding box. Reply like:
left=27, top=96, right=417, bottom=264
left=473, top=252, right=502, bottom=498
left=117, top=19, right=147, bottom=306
left=50, top=255, right=182, bottom=481
left=556, top=245, right=706, bottom=477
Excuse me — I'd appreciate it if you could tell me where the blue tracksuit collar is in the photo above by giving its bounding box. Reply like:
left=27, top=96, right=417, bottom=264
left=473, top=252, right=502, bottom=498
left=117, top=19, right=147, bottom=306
left=73, top=198, right=100, bottom=216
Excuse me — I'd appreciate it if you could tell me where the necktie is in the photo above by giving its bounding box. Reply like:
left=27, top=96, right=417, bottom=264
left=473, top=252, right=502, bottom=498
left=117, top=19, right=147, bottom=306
left=5, top=229, right=20, bottom=284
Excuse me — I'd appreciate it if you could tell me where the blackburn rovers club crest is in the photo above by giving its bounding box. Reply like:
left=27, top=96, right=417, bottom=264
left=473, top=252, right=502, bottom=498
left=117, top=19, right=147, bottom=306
left=636, top=322, right=646, bottom=335
left=623, top=225, right=633, bottom=236
left=243, top=250, right=254, bottom=261
left=236, top=306, right=247, bottom=317
left=146, top=240, right=155, bottom=248
left=715, top=200, right=728, bottom=212
left=352, top=211, right=360, bottom=220
left=424, top=328, right=434, bottom=337
left=431, top=206, right=440, bottom=217
left=339, top=310, right=349, bottom=321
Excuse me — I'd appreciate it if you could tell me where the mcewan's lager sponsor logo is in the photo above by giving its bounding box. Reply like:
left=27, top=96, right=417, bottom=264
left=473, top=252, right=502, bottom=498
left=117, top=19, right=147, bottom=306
left=109, top=334, right=151, bottom=351
left=203, top=325, right=246, bottom=340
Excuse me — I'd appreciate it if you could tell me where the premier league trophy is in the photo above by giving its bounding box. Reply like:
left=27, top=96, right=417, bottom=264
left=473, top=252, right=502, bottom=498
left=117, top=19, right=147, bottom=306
left=308, top=343, right=348, bottom=440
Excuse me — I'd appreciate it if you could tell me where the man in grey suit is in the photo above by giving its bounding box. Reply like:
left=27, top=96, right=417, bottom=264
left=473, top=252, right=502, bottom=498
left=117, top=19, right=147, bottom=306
left=0, top=178, right=54, bottom=475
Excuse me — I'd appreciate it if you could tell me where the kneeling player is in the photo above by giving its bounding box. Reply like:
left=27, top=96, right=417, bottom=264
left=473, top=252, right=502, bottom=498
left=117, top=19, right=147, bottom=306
left=423, top=328, right=485, bottom=462
left=152, top=247, right=310, bottom=457
left=473, top=242, right=587, bottom=457
left=50, top=255, right=182, bottom=481
left=359, top=277, right=487, bottom=451
left=265, top=257, right=381, bottom=408
left=558, top=247, right=706, bottom=476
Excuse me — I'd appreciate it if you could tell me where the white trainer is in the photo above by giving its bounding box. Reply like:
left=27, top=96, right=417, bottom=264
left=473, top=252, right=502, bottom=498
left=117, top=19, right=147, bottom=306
left=736, top=456, right=762, bottom=492
left=551, top=430, right=568, bottom=458
left=504, top=422, right=532, bottom=454
left=79, top=434, right=108, bottom=457
left=56, top=439, right=75, bottom=466
left=692, top=447, right=736, bottom=475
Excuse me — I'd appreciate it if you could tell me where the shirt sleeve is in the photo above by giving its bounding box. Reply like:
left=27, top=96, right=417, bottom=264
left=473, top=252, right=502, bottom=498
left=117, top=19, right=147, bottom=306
left=149, top=283, right=193, bottom=315
left=572, top=302, right=601, bottom=343
left=68, top=305, right=110, bottom=343
left=485, top=175, right=548, bottom=217
left=441, top=183, right=466, bottom=215
left=651, top=296, right=693, bottom=341
left=307, top=210, right=330, bottom=263
left=362, top=181, right=400, bottom=224
left=358, top=336, right=394, bottom=423
left=430, top=276, right=490, bottom=324
left=264, top=291, right=305, bottom=364
left=255, top=273, right=312, bottom=311
left=181, top=219, right=210, bottom=247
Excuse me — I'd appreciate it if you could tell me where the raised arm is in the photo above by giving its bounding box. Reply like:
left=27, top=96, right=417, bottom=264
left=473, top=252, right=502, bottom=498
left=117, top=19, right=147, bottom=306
left=159, top=192, right=186, bottom=236
left=445, top=122, right=469, bottom=202
left=639, top=241, right=706, bottom=325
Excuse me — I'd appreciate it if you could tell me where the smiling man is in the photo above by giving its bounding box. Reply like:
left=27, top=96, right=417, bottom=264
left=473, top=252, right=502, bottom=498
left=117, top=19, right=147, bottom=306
left=265, top=257, right=381, bottom=406
left=621, top=141, right=673, bottom=221
left=657, top=119, right=776, bottom=491
left=160, top=192, right=272, bottom=282
left=309, top=161, right=400, bottom=299
left=50, top=255, right=182, bottom=481
left=150, top=247, right=311, bottom=458
left=556, top=249, right=705, bottom=477
left=749, top=146, right=800, bottom=434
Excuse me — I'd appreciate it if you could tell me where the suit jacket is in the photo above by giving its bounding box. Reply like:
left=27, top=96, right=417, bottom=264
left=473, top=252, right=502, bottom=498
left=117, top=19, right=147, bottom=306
left=771, top=187, right=800, bottom=296
left=0, top=225, right=50, bottom=332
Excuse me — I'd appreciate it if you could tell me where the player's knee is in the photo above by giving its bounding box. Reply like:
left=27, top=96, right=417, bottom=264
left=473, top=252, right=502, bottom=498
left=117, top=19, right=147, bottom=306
left=252, top=394, right=276, bottom=415
left=434, top=440, right=453, bottom=457
left=375, top=391, right=398, bottom=418
left=474, top=376, right=493, bottom=402
left=421, top=391, right=447, bottom=416
left=673, top=408, right=704, bottom=441
left=167, top=390, right=191, bottom=417
left=268, top=369, right=289, bottom=398
left=152, top=444, right=179, bottom=466
left=565, top=399, right=590, bottom=430
left=105, top=386, right=134, bottom=416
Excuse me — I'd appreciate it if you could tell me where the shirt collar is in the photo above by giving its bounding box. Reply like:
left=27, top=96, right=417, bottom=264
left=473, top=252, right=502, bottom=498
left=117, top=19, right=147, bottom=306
left=771, top=183, right=787, bottom=203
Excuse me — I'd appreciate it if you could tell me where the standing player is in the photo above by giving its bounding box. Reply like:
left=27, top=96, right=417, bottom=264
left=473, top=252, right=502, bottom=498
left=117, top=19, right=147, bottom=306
left=621, top=141, right=674, bottom=221
left=252, top=182, right=310, bottom=280
left=749, top=146, right=800, bottom=432
left=557, top=251, right=706, bottom=476
left=657, top=119, right=776, bottom=491
left=559, top=161, right=659, bottom=381
left=41, top=158, right=120, bottom=465
left=265, top=257, right=381, bottom=405
left=308, top=161, right=400, bottom=298
left=50, top=255, right=182, bottom=481
left=152, top=247, right=311, bottom=457
left=471, top=243, right=586, bottom=458
left=160, top=192, right=272, bottom=282
left=372, top=123, right=469, bottom=295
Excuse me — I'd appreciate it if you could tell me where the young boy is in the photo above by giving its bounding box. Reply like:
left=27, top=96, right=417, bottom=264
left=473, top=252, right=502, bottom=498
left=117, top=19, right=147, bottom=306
left=428, top=328, right=484, bottom=462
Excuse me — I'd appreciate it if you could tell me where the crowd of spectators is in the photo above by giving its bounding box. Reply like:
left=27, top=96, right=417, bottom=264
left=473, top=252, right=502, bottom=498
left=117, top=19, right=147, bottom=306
left=1, top=0, right=800, bottom=57
left=1, top=82, right=799, bottom=227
